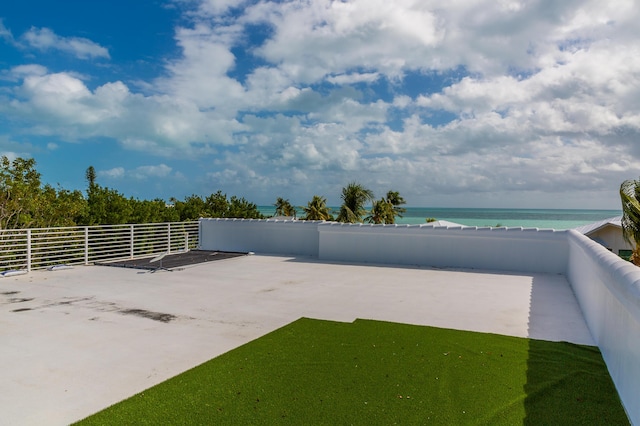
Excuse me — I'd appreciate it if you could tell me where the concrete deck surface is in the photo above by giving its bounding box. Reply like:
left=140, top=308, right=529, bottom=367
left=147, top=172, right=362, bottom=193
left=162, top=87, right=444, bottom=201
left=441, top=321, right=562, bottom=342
left=0, top=254, right=594, bottom=425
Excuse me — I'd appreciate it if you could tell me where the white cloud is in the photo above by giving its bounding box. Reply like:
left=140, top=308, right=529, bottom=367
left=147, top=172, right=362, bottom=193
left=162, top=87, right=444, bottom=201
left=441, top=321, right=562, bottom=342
left=10, top=64, right=48, bottom=78
left=21, top=27, right=110, bottom=59
left=415, top=40, right=640, bottom=148
left=14, top=72, right=102, bottom=125
left=4, top=71, right=244, bottom=155
left=0, top=19, right=15, bottom=44
left=326, top=72, right=380, bottom=85
left=99, top=167, right=125, bottom=179
left=187, top=0, right=250, bottom=17
left=0, top=64, right=48, bottom=82
left=132, top=164, right=173, bottom=179
left=156, top=24, right=245, bottom=112
left=0, top=135, right=34, bottom=158
left=245, top=0, right=443, bottom=82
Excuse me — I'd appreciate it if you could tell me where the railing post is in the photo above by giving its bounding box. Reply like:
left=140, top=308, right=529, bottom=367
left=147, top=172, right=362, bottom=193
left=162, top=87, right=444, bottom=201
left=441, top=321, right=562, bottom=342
left=84, top=227, right=89, bottom=265
left=167, top=223, right=172, bottom=253
left=26, top=229, right=32, bottom=272
left=184, top=232, right=189, bottom=251
left=197, top=219, right=201, bottom=250
left=130, top=225, right=134, bottom=259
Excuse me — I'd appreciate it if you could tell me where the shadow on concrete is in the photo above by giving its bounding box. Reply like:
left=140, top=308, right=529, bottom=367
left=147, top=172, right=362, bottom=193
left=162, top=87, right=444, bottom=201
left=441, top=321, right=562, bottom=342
left=281, top=253, right=531, bottom=276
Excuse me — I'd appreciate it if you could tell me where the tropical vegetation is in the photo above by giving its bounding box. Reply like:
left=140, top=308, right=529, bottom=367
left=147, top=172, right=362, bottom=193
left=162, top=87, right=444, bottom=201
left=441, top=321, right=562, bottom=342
left=365, top=190, right=407, bottom=224
left=170, top=191, right=263, bottom=221
left=1, top=156, right=410, bottom=228
left=336, top=182, right=375, bottom=223
left=273, top=197, right=297, bottom=218
left=0, top=156, right=86, bottom=229
left=301, top=195, right=333, bottom=221
left=0, top=156, right=263, bottom=229
left=620, top=177, right=640, bottom=265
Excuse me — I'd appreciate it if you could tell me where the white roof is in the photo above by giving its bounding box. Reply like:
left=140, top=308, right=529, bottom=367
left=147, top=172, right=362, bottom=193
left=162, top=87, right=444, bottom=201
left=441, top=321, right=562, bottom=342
left=0, top=255, right=593, bottom=424
left=574, top=216, right=622, bottom=236
left=422, top=220, right=466, bottom=227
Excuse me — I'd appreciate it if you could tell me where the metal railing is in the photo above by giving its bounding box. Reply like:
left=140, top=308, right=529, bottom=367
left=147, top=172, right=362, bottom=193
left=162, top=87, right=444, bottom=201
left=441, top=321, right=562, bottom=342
left=0, top=221, right=199, bottom=272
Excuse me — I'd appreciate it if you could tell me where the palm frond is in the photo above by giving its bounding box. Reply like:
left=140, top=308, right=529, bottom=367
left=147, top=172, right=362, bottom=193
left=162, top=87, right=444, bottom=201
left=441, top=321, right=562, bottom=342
left=620, top=179, right=640, bottom=246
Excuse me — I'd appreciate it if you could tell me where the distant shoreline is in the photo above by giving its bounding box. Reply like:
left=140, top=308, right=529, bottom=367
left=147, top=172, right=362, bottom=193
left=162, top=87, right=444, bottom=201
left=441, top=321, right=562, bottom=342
left=258, top=206, right=622, bottom=230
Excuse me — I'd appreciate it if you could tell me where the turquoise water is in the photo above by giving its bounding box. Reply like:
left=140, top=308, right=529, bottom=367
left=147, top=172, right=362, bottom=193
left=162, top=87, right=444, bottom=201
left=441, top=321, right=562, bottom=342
left=259, top=206, right=622, bottom=230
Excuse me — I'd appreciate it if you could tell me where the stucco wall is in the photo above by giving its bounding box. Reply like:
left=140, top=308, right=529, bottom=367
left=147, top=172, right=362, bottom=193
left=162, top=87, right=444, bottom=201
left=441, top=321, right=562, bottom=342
left=567, top=230, right=640, bottom=424
left=200, top=219, right=568, bottom=273
left=318, top=223, right=568, bottom=274
left=199, top=218, right=322, bottom=256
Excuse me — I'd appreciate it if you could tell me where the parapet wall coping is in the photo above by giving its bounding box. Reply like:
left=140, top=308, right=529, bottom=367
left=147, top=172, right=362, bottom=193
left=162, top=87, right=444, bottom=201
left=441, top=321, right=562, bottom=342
left=200, top=218, right=325, bottom=224
left=317, top=222, right=566, bottom=240
left=200, top=218, right=563, bottom=234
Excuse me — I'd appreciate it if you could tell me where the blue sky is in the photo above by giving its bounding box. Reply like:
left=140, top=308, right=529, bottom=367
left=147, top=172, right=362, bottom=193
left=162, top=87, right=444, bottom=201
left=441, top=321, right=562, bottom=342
left=1, top=0, right=639, bottom=209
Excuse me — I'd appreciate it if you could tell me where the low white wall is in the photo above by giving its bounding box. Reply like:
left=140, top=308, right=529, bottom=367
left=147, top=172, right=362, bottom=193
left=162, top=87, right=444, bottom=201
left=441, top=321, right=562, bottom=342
left=567, top=230, right=640, bottom=424
left=199, top=219, right=568, bottom=273
left=199, top=218, right=322, bottom=256
left=318, top=223, right=568, bottom=274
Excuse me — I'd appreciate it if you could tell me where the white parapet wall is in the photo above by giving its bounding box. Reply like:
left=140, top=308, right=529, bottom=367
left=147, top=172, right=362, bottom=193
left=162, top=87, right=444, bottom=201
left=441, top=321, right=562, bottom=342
left=199, top=219, right=568, bottom=273
left=566, top=230, right=640, bottom=424
left=199, top=218, right=322, bottom=256
left=318, top=223, right=568, bottom=274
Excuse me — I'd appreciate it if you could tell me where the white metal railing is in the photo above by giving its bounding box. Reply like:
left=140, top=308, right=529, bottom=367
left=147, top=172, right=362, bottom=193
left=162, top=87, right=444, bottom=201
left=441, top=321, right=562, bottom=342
left=0, top=221, right=199, bottom=272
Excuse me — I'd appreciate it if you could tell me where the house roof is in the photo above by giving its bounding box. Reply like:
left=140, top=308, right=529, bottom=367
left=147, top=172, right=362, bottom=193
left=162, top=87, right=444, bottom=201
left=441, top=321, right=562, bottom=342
left=574, top=216, right=622, bottom=236
left=422, top=219, right=466, bottom=227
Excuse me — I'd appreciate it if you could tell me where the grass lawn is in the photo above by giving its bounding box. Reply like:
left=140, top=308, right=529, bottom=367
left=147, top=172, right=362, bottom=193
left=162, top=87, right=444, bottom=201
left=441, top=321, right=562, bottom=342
left=77, top=318, right=628, bottom=425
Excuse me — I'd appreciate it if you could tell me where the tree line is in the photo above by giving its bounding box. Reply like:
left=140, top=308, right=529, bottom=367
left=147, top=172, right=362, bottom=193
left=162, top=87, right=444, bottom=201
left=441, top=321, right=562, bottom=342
left=0, top=157, right=263, bottom=229
left=0, top=156, right=406, bottom=229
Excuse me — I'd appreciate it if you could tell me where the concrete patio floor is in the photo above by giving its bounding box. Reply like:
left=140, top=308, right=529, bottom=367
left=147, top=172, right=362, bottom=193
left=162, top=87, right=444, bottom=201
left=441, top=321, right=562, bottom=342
left=0, top=254, right=594, bottom=425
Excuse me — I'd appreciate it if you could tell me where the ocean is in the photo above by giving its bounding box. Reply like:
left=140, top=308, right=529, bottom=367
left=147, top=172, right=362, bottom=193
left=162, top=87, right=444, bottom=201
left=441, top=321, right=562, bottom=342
left=258, top=206, right=622, bottom=230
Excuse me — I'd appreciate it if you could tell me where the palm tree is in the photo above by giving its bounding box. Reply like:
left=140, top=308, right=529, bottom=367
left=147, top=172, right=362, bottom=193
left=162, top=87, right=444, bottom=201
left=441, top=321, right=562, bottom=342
left=620, top=178, right=640, bottom=265
left=385, top=190, right=407, bottom=221
left=365, top=191, right=407, bottom=224
left=302, top=195, right=333, bottom=220
left=85, top=166, right=97, bottom=190
left=274, top=197, right=296, bottom=218
left=365, top=198, right=394, bottom=224
left=336, top=182, right=374, bottom=223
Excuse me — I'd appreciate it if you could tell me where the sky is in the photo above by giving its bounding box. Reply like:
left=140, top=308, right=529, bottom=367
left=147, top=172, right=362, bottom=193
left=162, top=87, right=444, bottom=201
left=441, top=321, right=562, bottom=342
left=0, top=0, right=638, bottom=209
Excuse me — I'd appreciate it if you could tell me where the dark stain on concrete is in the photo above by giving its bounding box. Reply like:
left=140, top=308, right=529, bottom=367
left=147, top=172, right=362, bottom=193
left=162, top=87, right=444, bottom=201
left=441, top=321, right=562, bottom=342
left=8, top=298, right=34, bottom=303
left=12, top=308, right=32, bottom=312
left=119, top=308, right=176, bottom=323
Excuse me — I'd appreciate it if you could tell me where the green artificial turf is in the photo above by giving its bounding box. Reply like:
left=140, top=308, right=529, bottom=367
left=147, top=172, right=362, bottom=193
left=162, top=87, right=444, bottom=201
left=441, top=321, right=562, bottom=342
left=77, top=318, right=628, bottom=425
